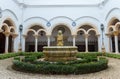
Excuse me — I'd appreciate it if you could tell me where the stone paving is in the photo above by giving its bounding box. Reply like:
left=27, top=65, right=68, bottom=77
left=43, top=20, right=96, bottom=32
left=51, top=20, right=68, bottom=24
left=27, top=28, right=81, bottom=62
left=0, top=57, right=120, bottom=79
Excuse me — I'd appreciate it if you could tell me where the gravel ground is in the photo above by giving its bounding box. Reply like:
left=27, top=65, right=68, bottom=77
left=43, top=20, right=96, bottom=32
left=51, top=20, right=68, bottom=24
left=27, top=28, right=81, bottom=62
left=0, top=57, right=120, bottom=79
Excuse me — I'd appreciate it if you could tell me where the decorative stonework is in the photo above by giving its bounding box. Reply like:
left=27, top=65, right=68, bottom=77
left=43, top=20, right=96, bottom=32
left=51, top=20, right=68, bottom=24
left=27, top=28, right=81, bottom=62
left=33, top=34, right=39, bottom=39
left=105, top=33, right=111, bottom=37
left=23, top=34, right=27, bottom=38
left=84, top=34, right=90, bottom=38
left=43, top=46, right=78, bottom=62
left=113, top=31, right=119, bottom=36
left=11, top=33, right=18, bottom=38
left=3, top=32, right=10, bottom=37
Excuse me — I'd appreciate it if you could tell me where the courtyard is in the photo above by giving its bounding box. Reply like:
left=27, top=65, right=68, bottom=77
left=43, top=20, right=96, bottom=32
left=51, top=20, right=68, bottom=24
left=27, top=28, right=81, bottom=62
left=0, top=56, right=119, bottom=79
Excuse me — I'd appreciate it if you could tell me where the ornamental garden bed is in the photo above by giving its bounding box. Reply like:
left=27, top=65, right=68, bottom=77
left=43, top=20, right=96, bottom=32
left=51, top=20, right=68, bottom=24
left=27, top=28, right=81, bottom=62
left=12, top=53, right=108, bottom=75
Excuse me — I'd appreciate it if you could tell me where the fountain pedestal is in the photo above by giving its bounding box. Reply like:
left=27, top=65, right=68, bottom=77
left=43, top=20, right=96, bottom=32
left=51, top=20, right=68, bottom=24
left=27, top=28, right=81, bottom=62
left=43, top=46, right=78, bottom=62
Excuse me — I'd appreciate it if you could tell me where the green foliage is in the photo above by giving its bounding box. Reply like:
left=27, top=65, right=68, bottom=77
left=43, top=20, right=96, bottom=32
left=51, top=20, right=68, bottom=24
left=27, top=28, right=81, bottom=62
left=76, top=52, right=102, bottom=59
left=14, top=57, right=20, bottom=61
left=13, top=57, right=108, bottom=74
left=0, top=53, right=21, bottom=59
left=106, top=53, right=120, bottom=59
left=23, top=56, right=37, bottom=62
left=0, top=52, right=43, bottom=60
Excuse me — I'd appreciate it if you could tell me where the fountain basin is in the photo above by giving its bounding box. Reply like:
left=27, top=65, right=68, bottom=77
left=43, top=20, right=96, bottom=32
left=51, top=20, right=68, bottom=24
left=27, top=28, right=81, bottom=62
left=43, top=46, right=78, bottom=62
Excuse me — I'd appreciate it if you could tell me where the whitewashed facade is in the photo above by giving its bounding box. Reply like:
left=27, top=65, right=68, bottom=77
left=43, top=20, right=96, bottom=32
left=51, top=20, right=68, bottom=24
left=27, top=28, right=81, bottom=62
left=0, top=0, right=120, bottom=53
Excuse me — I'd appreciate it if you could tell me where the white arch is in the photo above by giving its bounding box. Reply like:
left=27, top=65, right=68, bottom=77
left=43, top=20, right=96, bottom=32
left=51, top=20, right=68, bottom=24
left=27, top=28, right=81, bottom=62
left=115, top=22, right=120, bottom=31
left=3, top=9, right=18, bottom=21
left=107, top=25, right=115, bottom=33
left=105, top=8, right=120, bottom=27
left=1, top=9, right=18, bottom=29
left=76, top=28, right=86, bottom=35
left=105, top=8, right=120, bottom=21
left=1, top=23, right=10, bottom=32
left=23, top=23, right=47, bottom=35
left=75, top=23, right=99, bottom=35
left=37, top=29, right=46, bottom=35
left=49, top=16, right=73, bottom=22
left=75, top=16, right=100, bottom=35
left=50, top=23, right=73, bottom=35
left=10, top=27, right=15, bottom=33
left=87, top=28, right=98, bottom=34
left=25, top=29, right=36, bottom=35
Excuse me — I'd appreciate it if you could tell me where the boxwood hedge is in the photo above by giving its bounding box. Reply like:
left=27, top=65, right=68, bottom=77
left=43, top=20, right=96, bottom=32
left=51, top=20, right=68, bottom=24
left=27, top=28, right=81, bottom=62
left=13, top=57, right=108, bottom=74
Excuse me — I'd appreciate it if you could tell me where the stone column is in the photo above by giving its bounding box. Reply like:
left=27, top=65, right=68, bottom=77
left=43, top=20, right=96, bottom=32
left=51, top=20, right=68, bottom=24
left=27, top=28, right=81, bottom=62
left=84, top=34, right=89, bottom=52
left=34, top=35, right=39, bottom=52
left=22, top=35, right=27, bottom=52
left=113, top=31, right=119, bottom=53
left=4, top=32, right=10, bottom=53
left=47, top=35, right=51, bottom=47
left=0, top=29, right=3, bottom=32
left=11, top=34, right=18, bottom=52
left=72, top=35, right=76, bottom=46
left=106, top=33, right=111, bottom=53
left=96, top=34, right=100, bottom=52
left=110, top=37, right=113, bottom=52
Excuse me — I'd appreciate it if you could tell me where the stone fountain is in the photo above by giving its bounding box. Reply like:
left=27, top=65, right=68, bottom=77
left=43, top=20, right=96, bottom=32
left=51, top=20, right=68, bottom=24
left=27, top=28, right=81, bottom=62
left=43, top=30, right=78, bottom=62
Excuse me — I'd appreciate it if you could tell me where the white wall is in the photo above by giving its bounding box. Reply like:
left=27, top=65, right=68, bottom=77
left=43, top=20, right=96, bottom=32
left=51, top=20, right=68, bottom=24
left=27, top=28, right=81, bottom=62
left=0, top=0, right=120, bottom=52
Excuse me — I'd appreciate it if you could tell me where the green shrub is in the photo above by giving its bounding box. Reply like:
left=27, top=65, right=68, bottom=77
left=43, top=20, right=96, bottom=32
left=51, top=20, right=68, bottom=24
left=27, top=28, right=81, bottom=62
left=0, top=52, right=43, bottom=60
left=14, top=57, right=20, bottom=61
left=19, top=52, right=43, bottom=58
left=106, top=53, right=120, bottom=59
left=76, top=52, right=102, bottom=59
left=13, top=57, right=108, bottom=74
left=23, top=56, right=37, bottom=62
left=0, top=53, right=21, bottom=59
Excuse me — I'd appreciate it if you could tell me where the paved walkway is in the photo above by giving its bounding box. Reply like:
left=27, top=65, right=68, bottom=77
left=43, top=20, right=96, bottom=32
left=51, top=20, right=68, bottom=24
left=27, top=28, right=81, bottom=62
left=0, top=58, right=120, bottom=79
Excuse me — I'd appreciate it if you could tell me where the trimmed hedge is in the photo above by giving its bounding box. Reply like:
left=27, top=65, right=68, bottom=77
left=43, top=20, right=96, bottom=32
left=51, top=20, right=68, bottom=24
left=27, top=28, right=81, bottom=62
left=0, top=53, right=21, bottom=59
left=14, top=57, right=20, bottom=61
left=13, top=57, right=108, bottom=74
left=0, top=52, right=43, bottom=60
left=106, top=53, right=120, bottom=59
left=23, top=56, right=37, bottom=62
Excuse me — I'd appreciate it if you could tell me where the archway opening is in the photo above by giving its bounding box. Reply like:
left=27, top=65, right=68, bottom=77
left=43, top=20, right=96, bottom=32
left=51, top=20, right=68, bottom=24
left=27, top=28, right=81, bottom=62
left=76, top=30, right=85, bottom=52
left=111, top=34, right=115, bottom=52
left=88, top=31, right=98, bottom=52
left=38, top=31, right=47, bottom=52
left=108, top=28, right=115, bottom=52
left=118, top=26, right=120, bottom=52
left=25, top=25, right=47, bottom=52
left=109, top=19, right=119, bottom=26
left=3, top=20, right=14, bottom=26
left=0, top=33, right=5, bottom=53
left=76, top=25, right=98, bottom=52
left=8, top=35, right=13, bottom=52
left=51, top=25, right=72, bottom=46
left=30, top=25, right=43, bottom=31
left=2, top=19, right=16, bottom=53
left=25, top=31, right=35, bottom=52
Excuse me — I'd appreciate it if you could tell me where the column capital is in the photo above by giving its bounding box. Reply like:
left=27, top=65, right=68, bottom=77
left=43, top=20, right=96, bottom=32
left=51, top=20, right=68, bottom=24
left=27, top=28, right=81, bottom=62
left=33, top=34, right=39, bottom=39
left=84, top=34, right=89, bottom=38
left=46, top=34, right=51, bottom=37
left=105, top=33, right=111, bottom=37
left=3, top=32, right=10, bottom=37
left=11, top=33, right=18, bottom=39
left=0, top=29, right=3, bottom=32
left=113, top=31, right=119, bottom=36
left=23, top=34, right=27, bottom=38
left=96, top=34, right=100, bottom=37
left=72, top=34, right=77, bottom=38
left=118, top=30, right=120, bottom=33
